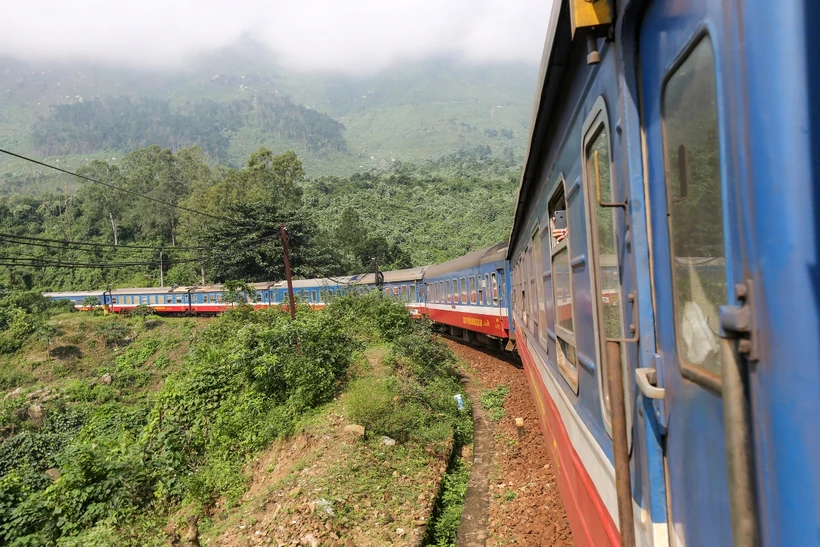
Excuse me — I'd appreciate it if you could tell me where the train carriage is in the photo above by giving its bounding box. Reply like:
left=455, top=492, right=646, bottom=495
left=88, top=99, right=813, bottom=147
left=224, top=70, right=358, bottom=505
left=422, top=243, right=511, bottom=343
left=508, top=0, right=820, bottom=546
left=353, top=266, right=428, bottom=315
left=42, top=291, right=106, bottom=311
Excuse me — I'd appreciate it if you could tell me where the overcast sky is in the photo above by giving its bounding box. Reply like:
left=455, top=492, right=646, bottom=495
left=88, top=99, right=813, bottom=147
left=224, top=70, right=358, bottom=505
left=0, top=0, right=551, bottom=73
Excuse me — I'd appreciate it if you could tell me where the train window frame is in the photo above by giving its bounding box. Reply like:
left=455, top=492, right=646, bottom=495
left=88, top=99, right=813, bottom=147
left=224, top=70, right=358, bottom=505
left=549, top=178, right=579, bottom=394
left=532, top=225, right=547, bottom=347
left=581, top=97, right=632, bottom=438
left=451, top=278, right=457, bottom=303
left=661, top=33, right=727, bottom=393
left=446, top=280, right=452, bottom=303
left=469, top=276, right=477, bottom=304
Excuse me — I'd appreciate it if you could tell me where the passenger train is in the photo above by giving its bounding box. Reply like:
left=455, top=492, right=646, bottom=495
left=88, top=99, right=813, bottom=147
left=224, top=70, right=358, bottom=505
left=42, top=0, right=820, bottom=545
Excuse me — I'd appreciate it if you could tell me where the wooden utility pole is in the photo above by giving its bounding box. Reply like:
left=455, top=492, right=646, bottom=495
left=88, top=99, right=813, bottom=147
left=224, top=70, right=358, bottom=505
left=159, top=251, right=164, bottom=288
left=373, top=257, right=383, bottom=298
left=280, top=224, right=296, bottom=321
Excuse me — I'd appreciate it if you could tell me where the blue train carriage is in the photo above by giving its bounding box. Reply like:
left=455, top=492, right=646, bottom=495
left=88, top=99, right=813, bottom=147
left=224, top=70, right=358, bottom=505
left=278, top=276, right=360, bottom=308
left=109, top=286, right=198, bottom=314
left=43, top=290, right=107, bottom=311
left=351, top=266, right=428, bottom=314
left=421, top=243, right=511, bottom=346
left=510, top=0, right=820, bottom=546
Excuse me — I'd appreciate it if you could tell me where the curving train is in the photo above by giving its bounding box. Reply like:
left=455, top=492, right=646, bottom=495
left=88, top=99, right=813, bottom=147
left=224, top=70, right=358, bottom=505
left=43, top=0, right=820, bottom=545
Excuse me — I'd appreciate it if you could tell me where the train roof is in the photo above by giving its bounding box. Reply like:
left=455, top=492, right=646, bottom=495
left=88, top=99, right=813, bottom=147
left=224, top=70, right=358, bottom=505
left=424, top=243, right=507, bottom=278
left=272, top=277, right=358, bottom=289
left=508, top=0, right=567, bottom=256
left=353, top=266, right=428, bottom=285
left=110, top=286, right=195, bottom=295
left=43, top=290, right=105, bottom=297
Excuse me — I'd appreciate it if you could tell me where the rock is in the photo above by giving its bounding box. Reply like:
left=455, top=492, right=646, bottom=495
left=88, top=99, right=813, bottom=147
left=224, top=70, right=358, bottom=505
left=300, top=533, right=319, bottom=547
left=343, top=424, right=365, bottom=438
left=100, top=373, right=114, bottom=385
left=313, top=498, right=334, bottom=516
left=27, top=404, right=44, bottom=422
left=461, top=445, right=473, bottom=460
left=45, top=467, right=60, bottom=481
left=396, top=528, right=406, bottom=537
left=4, top=387, right=24, bottom=400
left=380, top=436, right=396, bottom=447
left=345, top=539, right=356, bottom=547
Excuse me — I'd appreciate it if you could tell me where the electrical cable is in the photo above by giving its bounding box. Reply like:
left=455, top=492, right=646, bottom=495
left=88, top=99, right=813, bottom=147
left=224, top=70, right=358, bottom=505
left=0, top=147, right=234, bottom=222
left=0, top=232, right=208, bottom=251
left=0, top=255, right=204, bottom=269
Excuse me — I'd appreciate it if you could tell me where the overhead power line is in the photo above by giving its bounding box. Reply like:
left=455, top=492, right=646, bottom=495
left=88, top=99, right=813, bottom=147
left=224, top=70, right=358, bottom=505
left=0, top=147, right=232, bottom=222
left=0, top=232, right=207, bottom=251
left=0, top=255, right=205, bottom=270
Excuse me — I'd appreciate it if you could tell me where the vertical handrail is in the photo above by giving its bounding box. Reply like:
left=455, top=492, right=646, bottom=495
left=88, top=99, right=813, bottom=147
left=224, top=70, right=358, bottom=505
left=720, top=338, right=760, bottom=547
left=607, top=340, right=636, bottom=547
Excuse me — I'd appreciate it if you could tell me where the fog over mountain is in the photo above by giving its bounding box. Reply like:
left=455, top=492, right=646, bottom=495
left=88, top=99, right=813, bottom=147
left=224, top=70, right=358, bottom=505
left=0, top=0, right=550, bottom=73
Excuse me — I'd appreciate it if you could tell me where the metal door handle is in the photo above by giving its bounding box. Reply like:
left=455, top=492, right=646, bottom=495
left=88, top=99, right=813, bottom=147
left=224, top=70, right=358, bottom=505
left=635, top=368, right=665, bottom=399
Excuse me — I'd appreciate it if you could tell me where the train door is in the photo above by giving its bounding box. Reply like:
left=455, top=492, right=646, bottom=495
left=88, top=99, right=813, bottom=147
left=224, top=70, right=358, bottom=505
left=639, top=1, right=748, bottom=545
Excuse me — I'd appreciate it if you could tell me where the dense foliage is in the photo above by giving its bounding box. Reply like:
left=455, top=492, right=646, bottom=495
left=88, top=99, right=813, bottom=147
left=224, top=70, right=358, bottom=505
left=31, top=96, right=346, bottom=162
left=0, top=293, right=468, bottom=546
left=0, top=146, right=516, bottom=292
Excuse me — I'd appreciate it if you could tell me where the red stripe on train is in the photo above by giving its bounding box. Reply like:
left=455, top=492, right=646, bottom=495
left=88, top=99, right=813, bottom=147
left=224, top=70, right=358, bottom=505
left=424, top=307, right=509, bottom=338
left=517, top=332, right=620, bottom=547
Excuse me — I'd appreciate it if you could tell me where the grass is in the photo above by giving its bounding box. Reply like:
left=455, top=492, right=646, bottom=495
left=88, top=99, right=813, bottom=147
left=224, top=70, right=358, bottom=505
left=480, top=385, right=511, bottom=422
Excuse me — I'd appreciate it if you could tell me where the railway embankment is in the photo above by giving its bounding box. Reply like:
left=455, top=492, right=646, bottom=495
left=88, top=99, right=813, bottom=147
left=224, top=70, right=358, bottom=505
left=0, top=293, right=472, bottom=546
left=447, top=339, right=575, bottom=547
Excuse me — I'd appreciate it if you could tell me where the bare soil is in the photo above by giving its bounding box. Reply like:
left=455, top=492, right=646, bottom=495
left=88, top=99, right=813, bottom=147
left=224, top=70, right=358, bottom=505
left=447, top=340, right=574, bottom=547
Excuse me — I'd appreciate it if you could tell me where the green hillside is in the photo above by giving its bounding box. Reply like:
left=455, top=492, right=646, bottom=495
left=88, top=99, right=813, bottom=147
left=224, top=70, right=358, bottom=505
left=0, top=50, right=537, bottom=180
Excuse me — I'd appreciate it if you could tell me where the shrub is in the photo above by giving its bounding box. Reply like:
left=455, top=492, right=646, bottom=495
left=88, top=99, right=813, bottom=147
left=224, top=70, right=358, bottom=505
left=93, top=321, right=131, bottom=347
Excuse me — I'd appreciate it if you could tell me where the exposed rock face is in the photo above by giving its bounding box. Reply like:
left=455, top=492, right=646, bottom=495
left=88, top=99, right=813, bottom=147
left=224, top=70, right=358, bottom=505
left=27, top=404, right=44, bottom=423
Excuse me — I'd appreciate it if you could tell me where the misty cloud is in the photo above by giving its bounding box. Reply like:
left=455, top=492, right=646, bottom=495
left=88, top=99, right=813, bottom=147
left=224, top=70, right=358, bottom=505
left=0, top=0, right=550, bottom=73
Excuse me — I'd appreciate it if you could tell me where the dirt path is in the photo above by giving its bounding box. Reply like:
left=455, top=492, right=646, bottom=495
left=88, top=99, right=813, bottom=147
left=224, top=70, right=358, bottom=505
left=447, top=339, right=574, bottom=547
left=456, top=374, right=492, bottom=546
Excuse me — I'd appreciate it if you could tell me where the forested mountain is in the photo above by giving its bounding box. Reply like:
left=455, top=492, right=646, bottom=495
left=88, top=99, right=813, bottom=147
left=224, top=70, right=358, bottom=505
left=0, top=145, right=517, bottom=292
left=30, top=95, right=346, bottom=161
left=0, top=47, right=537, bottom=181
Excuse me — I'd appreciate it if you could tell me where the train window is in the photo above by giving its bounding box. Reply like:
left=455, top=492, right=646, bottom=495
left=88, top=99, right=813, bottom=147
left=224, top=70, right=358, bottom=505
left=549, top=185, right=578, bottom=393
left=663, top=36, right=726, bottom=380
left=255, top=292, right=262, bottom=303
left=469, top=277, right=477, bottom=304
left=312, top=290, right=318, bottom=302
left=460, top=277, right=467, bottom=304
left=440, top=281, right=445, bottom=302
left=583, top=107, right=626, bottom=422
left=410, top=285, right=417, bottom=303
left=175, top=296, right=182, bottom=304
left=532, top=228, right=547, bottom=344
left=449, top=278, right=455, bottom=303
left=491, top=272, right=499, bottom=306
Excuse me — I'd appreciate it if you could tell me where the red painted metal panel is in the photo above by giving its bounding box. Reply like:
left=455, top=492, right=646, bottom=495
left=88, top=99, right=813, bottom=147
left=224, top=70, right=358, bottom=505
left=425, top=307, right=509, bottom=338
left=517, top=332, right=620, bottom=547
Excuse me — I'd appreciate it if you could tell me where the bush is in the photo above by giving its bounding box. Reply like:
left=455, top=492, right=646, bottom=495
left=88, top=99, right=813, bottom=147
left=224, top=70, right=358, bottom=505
left=93, top=321, right=131, bottom=347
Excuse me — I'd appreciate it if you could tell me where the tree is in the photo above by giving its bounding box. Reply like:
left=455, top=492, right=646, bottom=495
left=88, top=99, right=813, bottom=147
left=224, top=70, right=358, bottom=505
left=36, top=322, right=63, bottom=360
left=199, top=203, right=342, bottom=282
left=245, top=148, right=305, bottom=210
left=76, top=161, right=127, bottom=245
left=222, top=280, right=256, bottom=305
